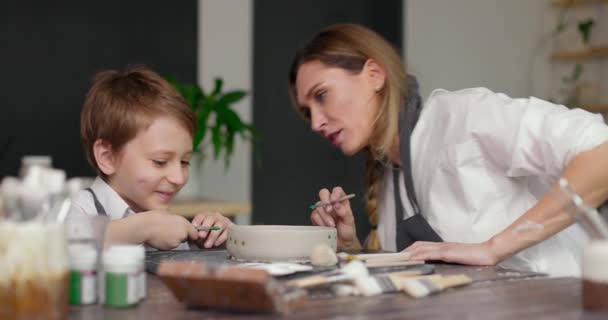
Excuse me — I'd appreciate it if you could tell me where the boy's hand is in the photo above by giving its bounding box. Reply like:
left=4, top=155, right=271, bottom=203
left=191, top=212, right=234, bottom=248
left=140, top=210, right=199, bottom=250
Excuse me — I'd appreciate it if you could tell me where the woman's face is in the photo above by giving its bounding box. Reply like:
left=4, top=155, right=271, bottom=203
left=294, top=60, right=382, bottom=156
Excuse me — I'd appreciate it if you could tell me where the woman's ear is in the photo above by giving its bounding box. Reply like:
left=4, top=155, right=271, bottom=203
left=93, top=139, right=117, bottom=176
left=364, top=59, right=387, bottom=92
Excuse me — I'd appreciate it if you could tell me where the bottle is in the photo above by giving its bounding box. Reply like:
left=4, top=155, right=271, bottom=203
left=68, top=243, right=97, bottom=305
left=19, top=155, right=52, bottom=178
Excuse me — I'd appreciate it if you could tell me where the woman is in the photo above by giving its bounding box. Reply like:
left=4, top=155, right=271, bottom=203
left=288, top=23, right=608, bottom=276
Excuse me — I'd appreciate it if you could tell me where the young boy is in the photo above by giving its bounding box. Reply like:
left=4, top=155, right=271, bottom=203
left=67, top=65, right=232, bottom=250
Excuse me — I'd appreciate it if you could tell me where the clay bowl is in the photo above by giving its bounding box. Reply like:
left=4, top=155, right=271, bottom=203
left=226, top=225, right=337, bottom=262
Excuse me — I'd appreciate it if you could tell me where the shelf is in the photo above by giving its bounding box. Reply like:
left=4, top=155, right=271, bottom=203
left=551, top=46, right=608, bottom=61
left=552, top=0, right=608, bottom=7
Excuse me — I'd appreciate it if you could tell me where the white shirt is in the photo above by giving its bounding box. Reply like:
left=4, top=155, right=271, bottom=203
left=67, top=177, right=191, bottom=250
left=378, top=87, right=608, bottom=277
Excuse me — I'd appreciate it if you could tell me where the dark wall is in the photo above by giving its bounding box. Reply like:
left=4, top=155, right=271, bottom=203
left=252, top=0, right=403, bottom=242
left=0, top=1, right=197, bottom=178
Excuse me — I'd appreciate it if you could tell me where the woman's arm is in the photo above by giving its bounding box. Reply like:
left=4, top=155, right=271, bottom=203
left=405, top=142, right=608, bottom=265
left=489, top=141, right=608, bottom=263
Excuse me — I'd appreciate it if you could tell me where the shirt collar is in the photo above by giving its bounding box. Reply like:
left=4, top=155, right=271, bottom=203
left=90, top=177, right=134, bottom=220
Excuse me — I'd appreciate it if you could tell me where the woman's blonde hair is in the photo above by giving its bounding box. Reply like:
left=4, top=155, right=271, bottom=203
left=288, top=24, right=408, bottom=249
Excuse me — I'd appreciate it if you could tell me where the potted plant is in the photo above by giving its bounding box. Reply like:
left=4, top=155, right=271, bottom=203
left=165, top=75, right=257, bottom=198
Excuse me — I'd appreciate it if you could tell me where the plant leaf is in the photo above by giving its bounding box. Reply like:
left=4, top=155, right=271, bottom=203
left=577, top=19, right=595, bottom=44
left=211, top=125, right=222, bottom=159
left=211, top=78, right=223, bottom=98
left=224, top=131, right=235, bottom=169
left=218, top=90, right=247, bottom=106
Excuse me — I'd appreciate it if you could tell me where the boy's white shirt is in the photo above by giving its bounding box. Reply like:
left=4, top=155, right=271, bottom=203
left=377, top=87, right=608, bottom=277
left=66, top=176, right=191, bottom=250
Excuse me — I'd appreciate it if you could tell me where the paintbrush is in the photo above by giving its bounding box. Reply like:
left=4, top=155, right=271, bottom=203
left=309, top=194, right=356, bottom=210
left=286, top=260, right=368, bottom=288
left=400, top=274, right=472, bottom=298
left=353, top=264, right=435, bottom=296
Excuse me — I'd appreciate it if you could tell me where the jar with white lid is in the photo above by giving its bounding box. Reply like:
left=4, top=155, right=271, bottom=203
left=68, top=243, right=97, bottom=305
left=102, top=247, right=140, bottom=308
left=104, top=245, right=146, bottom=301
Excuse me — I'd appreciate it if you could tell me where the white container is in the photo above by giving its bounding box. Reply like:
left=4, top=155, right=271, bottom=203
left=68, top=243, right=97, bottom=305
left=105, top=245, right=146, bottom=301
left=582, top=240, right=608, bottom=311
left=102, top=247, right=140, bottom=308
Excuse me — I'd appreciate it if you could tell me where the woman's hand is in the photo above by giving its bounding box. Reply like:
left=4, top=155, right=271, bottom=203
left=403, top=241, right=499, bottom=266
left=192, top=212, right=234, bottom=248
left=310, top=187, right=358, bottom=249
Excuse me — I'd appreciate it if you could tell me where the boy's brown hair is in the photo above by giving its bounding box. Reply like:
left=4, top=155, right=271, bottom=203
left=80, top=65, right=196, bottom=177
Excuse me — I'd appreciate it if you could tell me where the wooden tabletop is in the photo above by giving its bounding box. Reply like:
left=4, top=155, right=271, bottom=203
left=68, top=263, right=608, bottom=320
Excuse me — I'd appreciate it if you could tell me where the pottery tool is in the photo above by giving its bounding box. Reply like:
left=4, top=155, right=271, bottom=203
left=337, top=251, right=422, bottom=268
left=338, top=252, right=412, bottom=262
left=309, top=194, right=356, bottom=210
left=157, top=261, right=305, bottom=314
left=400, top=274, right=472, bottom=298
left=286, top=260, right=368, bottom=288
left=195, top=225, right=221, bottom=231
left=365, top=259, right=424, bottom=268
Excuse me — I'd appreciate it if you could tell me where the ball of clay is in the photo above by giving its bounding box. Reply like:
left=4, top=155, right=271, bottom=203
left=310, top=243, right=338, bottom=266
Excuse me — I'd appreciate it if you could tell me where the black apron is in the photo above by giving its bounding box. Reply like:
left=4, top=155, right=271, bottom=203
left=394, top=76, right=442, bottom=251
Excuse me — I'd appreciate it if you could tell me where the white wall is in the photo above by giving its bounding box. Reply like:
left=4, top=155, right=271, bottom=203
left=404, top=0, right=554, bottom=100
left=196, top=0, right=252, bottom=203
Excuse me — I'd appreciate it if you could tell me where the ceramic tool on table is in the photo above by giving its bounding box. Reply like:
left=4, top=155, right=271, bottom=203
left=309, top=194, right=356, bottom=210
left=337, top=252, right=422, bottom=268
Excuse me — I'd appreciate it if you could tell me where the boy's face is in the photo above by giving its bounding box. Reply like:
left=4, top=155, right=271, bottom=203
left=107, top=116, right=193, bottom=212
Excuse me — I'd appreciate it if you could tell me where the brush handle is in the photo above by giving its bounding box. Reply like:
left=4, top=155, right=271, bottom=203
left=309, top=194, right=356, bottom=209
left=436, top=274, right=472, bottom=289
left=286, top=275, right=328, bottom=288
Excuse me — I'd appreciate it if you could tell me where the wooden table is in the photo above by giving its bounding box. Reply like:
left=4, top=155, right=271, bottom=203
left=169, top=199, right=251, bottom=224
left=69, top=263, right=608, bottom=320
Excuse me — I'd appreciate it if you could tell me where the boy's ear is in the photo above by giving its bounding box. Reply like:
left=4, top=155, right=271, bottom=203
left=93, top=139, right=117, bottom=176
left=363, top=59, right=387, bottom=92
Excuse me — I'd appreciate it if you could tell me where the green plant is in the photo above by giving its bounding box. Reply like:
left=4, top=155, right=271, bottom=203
left=165, top=76, right=257, bottom=167
left=577, top=19, right=595, bottom=45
